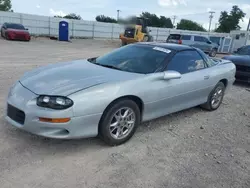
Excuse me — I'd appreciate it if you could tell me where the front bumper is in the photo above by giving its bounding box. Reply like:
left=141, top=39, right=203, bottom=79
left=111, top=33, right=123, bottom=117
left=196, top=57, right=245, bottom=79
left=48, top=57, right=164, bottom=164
left=235, top=71, right=250, bottom=83
left=8, top=33, right=30, bottom=41
left=5, top=82, right=101, bottom=139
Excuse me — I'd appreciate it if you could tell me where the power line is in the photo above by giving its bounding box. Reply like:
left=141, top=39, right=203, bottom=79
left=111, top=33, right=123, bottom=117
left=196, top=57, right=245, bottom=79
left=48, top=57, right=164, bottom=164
left=208, top=11, right=215, bottom=32
left=170, top=12, right=208, bottom=18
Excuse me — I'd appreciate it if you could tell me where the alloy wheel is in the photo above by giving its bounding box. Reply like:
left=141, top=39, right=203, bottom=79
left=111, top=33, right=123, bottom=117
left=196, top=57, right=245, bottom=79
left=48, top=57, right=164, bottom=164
left=109, top=107, right=136, bottom=140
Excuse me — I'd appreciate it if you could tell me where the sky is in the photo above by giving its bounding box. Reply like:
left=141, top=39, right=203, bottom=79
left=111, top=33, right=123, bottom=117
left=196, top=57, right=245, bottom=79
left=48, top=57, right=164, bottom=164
left=12, top=0, right=250, bottom=30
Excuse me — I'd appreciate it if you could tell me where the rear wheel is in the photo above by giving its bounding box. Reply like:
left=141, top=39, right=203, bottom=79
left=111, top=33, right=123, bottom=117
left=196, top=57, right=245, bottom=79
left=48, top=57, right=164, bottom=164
left=209, top=48, right=217, bottom=57
left=99, top=99, right=140, bottom=146
left=143, top=36, right=149, bottom=42
left=200, top=82, right=225, bottom=111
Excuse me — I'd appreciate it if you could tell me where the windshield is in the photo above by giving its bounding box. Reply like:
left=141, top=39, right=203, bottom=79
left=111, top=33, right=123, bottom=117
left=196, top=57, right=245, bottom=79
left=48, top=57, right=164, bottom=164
left=235, top=46, right=250, bottom=55
left=88, top=45, right=171, bottom=74
left=6, top=23, right=25, bottom=30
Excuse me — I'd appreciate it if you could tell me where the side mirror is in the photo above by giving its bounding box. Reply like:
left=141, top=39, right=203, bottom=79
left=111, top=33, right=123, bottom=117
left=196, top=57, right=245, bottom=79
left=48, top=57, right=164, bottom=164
left=149, top=29, right=152, bottom=32
left=25, top=28, right=29, bottom=30
left=207, top=40, right=212, bottom=44
left=163, top=71, right=181, bottom=80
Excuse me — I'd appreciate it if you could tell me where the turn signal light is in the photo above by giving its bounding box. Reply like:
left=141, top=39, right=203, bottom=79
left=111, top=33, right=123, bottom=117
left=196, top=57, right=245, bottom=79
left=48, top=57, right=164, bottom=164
left=39, top=117, right=71, bottom=123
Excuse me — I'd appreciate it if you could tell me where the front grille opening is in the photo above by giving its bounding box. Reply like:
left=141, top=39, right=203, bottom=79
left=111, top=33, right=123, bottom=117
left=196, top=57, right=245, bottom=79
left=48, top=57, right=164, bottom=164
left=236, top=65, right=250, bottom=72
left=7, top=104, right=25, bottom=125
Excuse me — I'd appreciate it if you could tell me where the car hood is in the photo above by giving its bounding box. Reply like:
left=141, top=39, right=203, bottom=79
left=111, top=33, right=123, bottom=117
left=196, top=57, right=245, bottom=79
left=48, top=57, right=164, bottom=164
left=20, top=60, right=141, bottom=96
left=222, top=55, right=250, bottom=66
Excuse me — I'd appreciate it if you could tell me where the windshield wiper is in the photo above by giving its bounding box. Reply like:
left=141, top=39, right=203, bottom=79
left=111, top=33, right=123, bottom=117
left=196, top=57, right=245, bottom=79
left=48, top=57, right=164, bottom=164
left=94, top=63, right=122, bottom=71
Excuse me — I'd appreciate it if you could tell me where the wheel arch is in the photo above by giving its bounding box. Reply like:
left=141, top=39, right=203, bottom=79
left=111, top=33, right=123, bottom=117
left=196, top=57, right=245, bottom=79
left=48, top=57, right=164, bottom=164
left=219, top=79, right=228, bottom=88
left=98, top=95, right=144, bottom=132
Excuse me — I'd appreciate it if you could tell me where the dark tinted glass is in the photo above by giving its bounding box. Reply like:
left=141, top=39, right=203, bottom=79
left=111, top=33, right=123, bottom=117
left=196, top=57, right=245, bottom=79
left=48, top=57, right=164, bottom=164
left=196, top=48, right=217, bottom=67
left=210, top=36, right=221, bottom=45
left=6, top=23, right=25, bottom=30
left=194, top=36, right=206, bottom=42
left=89, top=45, right=171, bottom=74
left=168, top=34, right=181, bottom=40
left=167, top=50, right=206, bottom=74
left=236, top=46, right=250, bottom=55
left=181, top=35, right=191, bottom=40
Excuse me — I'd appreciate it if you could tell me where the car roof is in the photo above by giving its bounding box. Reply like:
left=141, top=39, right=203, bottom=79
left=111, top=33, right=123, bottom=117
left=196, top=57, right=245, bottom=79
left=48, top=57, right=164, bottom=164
left=4, top=22, right=23, bottom=26
left=137, top=42, right=194, bottom=51
left=169, top=33, right=209, bottom=37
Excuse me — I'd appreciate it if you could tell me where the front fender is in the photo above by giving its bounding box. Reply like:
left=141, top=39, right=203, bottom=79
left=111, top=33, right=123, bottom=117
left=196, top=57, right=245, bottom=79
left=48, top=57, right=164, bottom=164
left=69, top=83, right=122, bottom=117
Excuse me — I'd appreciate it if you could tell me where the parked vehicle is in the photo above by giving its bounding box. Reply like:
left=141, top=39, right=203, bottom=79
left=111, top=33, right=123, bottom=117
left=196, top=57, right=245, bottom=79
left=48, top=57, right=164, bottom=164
left=6, top=43, right=235, bottom=146
left=222, top=45, right=250, bottom=83
left=166, top=34, right=219, bottom=57
left=1, top=22, right=30, bottom=41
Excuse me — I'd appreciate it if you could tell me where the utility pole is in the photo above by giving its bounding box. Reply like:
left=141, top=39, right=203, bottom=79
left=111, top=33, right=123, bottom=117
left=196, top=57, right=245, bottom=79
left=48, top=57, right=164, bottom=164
left=208, top=11, right=215, bottom=32
left=172, top=15, right=177, bottom=28
left=117, top=10, right=121, bottom=22
left=247, top=18, right=250, bottom=31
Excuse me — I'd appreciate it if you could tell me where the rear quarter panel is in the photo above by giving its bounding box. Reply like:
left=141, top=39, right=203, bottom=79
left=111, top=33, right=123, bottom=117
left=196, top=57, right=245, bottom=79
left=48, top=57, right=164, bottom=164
left=208, top=61, right=236, bottom=92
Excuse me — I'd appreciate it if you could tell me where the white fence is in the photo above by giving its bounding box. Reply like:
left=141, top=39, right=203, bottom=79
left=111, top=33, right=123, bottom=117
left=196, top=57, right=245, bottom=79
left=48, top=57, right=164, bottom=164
left=0, top=11, right=230, bottom=41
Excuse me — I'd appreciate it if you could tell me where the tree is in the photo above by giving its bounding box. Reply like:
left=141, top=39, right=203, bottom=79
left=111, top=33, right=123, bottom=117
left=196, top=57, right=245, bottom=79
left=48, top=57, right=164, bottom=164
left=54, top=15, right=63, bottom=18
left=140, top=12, right=173, bottom=28
left=0, top=0, right=12, bottom=11
left=96, top=15, right=117, bottom=23
left=216, top=5, right=245, bottom=33
left=64, top=13, right=82, bottom=20
left=177, top=19, right=206, bottom=31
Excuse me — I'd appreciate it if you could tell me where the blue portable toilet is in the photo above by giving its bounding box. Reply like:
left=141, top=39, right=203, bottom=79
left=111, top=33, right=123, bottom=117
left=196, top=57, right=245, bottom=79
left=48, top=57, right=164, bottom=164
left=59, top=21, right=69, bottom=41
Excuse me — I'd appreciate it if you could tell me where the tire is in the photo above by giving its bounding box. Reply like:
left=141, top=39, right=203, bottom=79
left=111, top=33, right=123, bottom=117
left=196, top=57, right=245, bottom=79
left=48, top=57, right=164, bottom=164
left=143, top=36, right=149, bottom=42
left=99, top=99, right=140, bottom=146
left=200, top=82, right=225, bottom=111
left=121, top=41, right=127, bottom=46
left=209, top=48, right=217, bottom=57
left=5, top=33, right=9, bottom=40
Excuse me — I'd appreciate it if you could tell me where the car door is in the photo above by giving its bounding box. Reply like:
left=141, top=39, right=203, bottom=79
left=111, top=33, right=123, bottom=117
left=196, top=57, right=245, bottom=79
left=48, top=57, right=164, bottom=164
left=193, top=36, right=205, bottom=51
left=143, top=50, right=211, bottom=121
left=167, top=50, right=212, bottom=109
left=202, top=37, right=212, bottom=52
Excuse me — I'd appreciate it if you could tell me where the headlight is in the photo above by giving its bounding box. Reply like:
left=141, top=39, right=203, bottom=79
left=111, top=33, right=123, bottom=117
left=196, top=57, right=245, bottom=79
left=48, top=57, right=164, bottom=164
left=37, top=95, right=74, bottom=110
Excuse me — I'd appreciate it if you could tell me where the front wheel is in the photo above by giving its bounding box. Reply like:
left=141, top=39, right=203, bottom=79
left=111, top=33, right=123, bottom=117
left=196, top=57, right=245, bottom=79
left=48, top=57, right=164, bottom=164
left=99, top=99, right=140, bottom=146
left=200, top=82, right=225, bottom=111
left=121, top=41, right=127, bottom=46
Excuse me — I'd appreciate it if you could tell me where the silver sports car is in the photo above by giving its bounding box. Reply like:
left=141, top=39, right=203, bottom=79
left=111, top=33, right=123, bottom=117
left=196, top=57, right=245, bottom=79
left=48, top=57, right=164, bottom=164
left=6, top=43, right=236, bottom=145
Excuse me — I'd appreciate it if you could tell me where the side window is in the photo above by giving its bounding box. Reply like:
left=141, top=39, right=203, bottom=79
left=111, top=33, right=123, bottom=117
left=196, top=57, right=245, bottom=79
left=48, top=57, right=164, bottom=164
left=194, top=36, right=208, bottom=42
left=167, top=50, right=206, bottom=74
left=203, top=37, right=209, bottom=43
left=194, top=36, right=204, bottom=42
left=181, top=35, right=191, bottom=40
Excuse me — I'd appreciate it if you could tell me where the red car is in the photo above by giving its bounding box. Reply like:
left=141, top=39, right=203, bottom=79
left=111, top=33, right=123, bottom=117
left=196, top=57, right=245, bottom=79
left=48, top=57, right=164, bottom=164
left=1, top=23, right=31, bottom=41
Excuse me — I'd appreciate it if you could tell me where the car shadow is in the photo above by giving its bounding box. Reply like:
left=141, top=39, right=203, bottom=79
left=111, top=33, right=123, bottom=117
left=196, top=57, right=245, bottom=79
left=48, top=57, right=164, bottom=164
left=233, top=81, right=250, bottom=89
left=3, top=106, right=204, bottom=153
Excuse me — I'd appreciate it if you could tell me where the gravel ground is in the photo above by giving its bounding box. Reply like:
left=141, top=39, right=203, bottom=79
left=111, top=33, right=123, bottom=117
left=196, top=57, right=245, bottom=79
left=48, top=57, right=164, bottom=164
left=0, top=38, right=249, bottom=188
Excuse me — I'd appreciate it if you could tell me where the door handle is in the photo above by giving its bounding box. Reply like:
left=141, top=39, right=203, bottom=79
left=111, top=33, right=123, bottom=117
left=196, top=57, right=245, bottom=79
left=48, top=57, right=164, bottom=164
left=204, top=75, right=210, bottom=80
